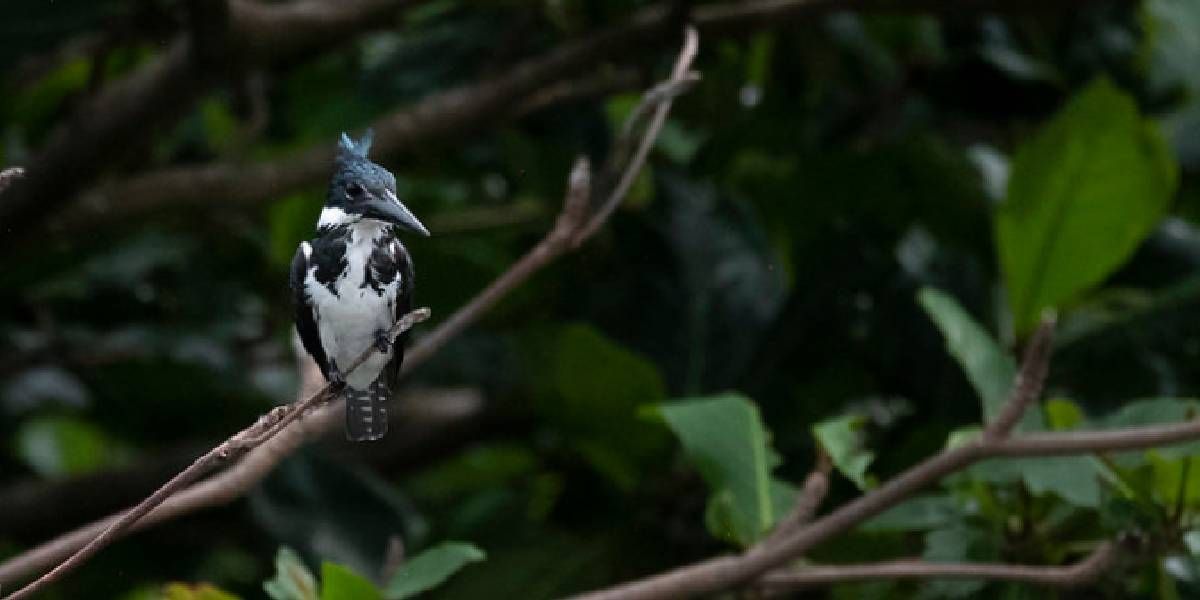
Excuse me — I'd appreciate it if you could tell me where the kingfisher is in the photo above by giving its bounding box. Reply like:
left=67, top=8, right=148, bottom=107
left=290, top=131, right=429, bottom=441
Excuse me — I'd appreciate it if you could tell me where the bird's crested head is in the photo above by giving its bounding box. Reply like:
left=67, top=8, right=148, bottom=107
left=319, top=130, right=429, bottom=236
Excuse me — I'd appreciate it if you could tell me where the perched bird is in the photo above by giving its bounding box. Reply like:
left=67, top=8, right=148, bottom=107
left=291, top=131, right=429, bottom=441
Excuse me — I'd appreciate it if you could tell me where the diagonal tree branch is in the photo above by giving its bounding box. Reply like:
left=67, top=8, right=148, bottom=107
left=0, top=28, right=702, bottom=593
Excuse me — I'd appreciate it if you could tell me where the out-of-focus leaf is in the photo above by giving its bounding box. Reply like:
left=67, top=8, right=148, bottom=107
left=1020, top=456, right=1102, bottom=507
left=162, top=583, right=241, bottom=600
left=383, top=542, right=486, bottom=600
left=860, top=495, right=959, bottom=532
left=269, top=192, right=324, bottom=268
left=263, top=547, right=318, bottom=600
left=917, top=287, right=1025, bottom=425
left=535, top=324, right=668, bottom=490
left=1148, top=452, right=1200, bottom=510
left=1044, top=398, right=1085, bottom=430
left=997, top=79, right=1178, bottom=335
left=921, top=524, right=1000, bottom=598
left=13, top=416, right=128, bottom=477
left=320, top=563, right=381, bottom=600
left=250, top=453, right=425, bottom=580
left=1103, top=398, right=1200, bottom=459
left=812, top=415, right=876, bottom=490
left=655, top=393, right=795, bottom=546
left=2, top=365, right=91, bottom=414
left=1143, top=0, right=1200, bottom=98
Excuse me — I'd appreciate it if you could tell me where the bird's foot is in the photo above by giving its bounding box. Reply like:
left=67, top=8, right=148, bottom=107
left=374, top=329, right=392, bottom=353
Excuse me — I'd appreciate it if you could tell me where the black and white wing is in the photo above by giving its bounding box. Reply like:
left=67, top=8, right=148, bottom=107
left=291, top=242, right=331, bottom=380
left=385, top=239, right=416, bottom=384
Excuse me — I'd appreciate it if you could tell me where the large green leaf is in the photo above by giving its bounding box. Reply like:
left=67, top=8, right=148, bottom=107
left=812, top=415, right=876, bottom=490
left=655, top=393, right=795, bottom=546
left=383, top=542, right=486, bottom=600
left=996, top=79, right=1178, bottom=335
left=320, top=563, right=382, bottom=600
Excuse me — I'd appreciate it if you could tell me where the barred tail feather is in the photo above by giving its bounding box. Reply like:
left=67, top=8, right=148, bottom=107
left=343, top=381, right=389, bottom=441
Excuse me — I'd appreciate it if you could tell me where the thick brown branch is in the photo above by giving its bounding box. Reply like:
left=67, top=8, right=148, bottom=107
left=757, top=541, right=1116, bottom=591
left=759, top=449, right=832, bottom=550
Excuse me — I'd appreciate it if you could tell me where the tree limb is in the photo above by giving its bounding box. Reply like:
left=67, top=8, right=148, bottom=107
left=0, top=29, right=702, bottom=592
left=756, top=541, right=1118, bottom=591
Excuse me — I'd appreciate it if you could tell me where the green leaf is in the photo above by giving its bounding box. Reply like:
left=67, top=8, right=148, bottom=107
left=535, top=324, right=668, bottom=489
left=812, top=415, right=876, bottom=490
left=13, top=416, right=128, bottom=478
left=1044, top=398, right=1085, bottom=430
left=655, top=393, right=795, bottom=546
left=997, top=79, right=1178, bottom=335
left=383, top=542, right=486, bottom=600
left=1103, top=398, right=1200, bottom=460
left=163, top=583, right=242, bottom=600
left=860, top=495, right=959, bottom=533
left=921, top=524, right=1000, bottom=598
left=263, top=547, right=318, bottom=600
left=917, top=288, right=1017, bottom=423
left=321, top=563, right=381, bottom=600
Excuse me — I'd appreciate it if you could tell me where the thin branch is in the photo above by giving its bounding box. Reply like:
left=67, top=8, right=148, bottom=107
left=759, top=449, right=832, bottom=550
left=0, top=30, right=700, bottom=592
left=757, top=541, right=1117, bottom=591
left=572, top=27, right=700, bottom=245
left=984, top=315, right=1056, bottom=441
left=1, top=309, right=430, bottom=600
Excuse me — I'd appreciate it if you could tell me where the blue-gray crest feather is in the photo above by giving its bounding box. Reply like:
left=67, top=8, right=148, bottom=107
left=337, top=130, right=374, bottom=162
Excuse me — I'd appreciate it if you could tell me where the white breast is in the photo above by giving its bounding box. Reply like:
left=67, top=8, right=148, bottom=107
left=305, top=222, right=401, bottom=389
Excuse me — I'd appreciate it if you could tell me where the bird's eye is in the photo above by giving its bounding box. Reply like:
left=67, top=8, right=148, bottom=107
left=346, top=183, right=365, bottom=199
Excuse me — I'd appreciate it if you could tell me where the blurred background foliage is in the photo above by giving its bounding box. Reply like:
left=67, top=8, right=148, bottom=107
left=3, top=0, right=1200, bottom=598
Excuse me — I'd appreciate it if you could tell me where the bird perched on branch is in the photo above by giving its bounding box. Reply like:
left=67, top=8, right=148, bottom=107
left=291, top=131, right=429, bottom=441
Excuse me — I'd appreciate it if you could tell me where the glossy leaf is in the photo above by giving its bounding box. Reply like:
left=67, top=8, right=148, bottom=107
left=656, top=393, right=796, bottom=546
left=997, top=79, right=1178, bottom=335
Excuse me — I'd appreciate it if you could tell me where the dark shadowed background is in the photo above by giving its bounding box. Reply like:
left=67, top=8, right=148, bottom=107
left=2, top=0, right=1200, bottom=598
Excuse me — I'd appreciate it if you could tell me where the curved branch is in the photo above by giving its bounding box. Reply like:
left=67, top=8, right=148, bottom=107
left=757, top=541, right=1117, bottom=591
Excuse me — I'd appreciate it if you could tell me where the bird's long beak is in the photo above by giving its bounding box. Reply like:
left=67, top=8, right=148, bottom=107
left=367, top=190, right=430, bottom=236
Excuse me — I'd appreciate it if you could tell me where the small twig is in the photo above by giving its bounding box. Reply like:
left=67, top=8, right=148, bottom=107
left=984, top=314, right=1056, bottom=441
left=571, top=26, right=700, bottom=246
left=756, top=541, right=1116, bottom=592
left=1, top=308, right=430, bottom=600
left=759, top=449, right=832, bottom=550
